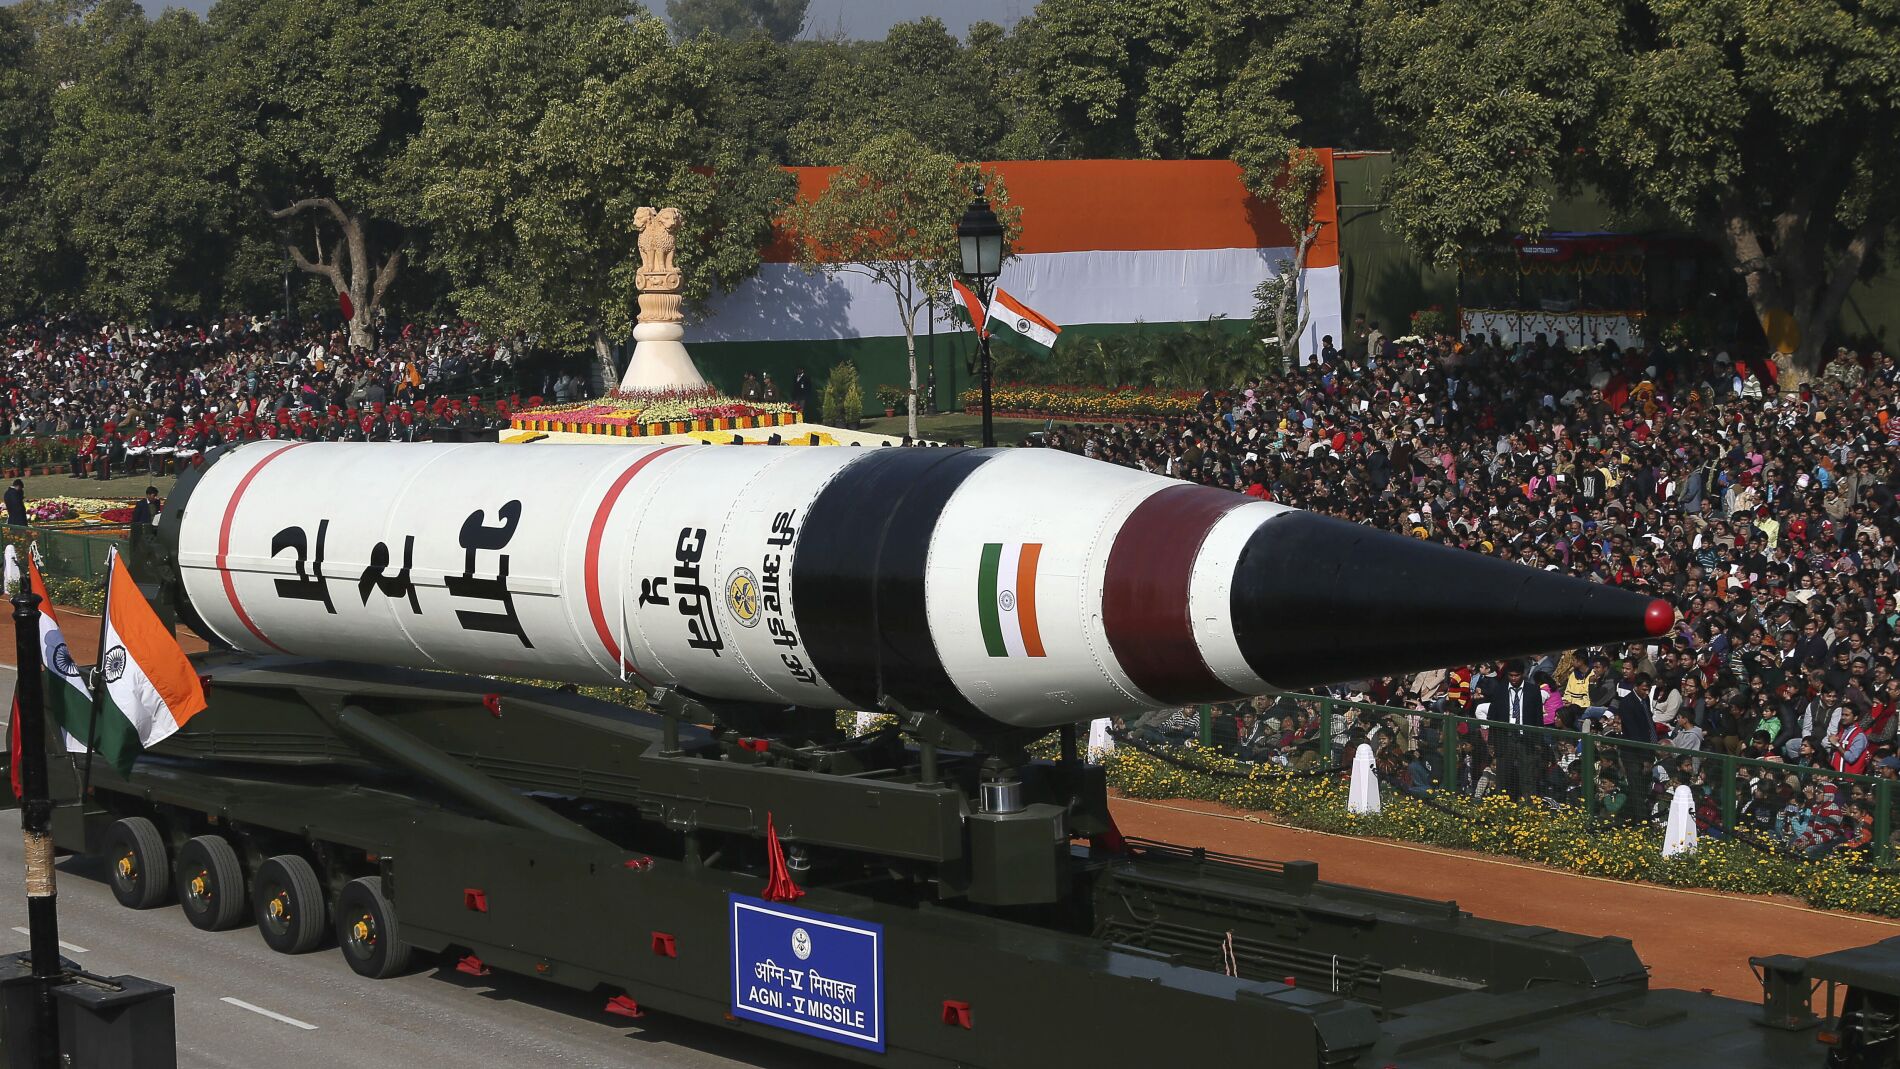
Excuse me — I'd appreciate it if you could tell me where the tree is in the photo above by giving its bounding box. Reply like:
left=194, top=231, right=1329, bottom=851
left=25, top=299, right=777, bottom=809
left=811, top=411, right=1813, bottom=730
left=786, top=18, right=1006, bottom=165
left=199, top=0, right=465, bottom=346
left=1360, top=0, right=1900, bottom=374
left=667, top=0, right=807, bottom=43
left=415, top=3, right=788, bottom=384
left=0, top=6, right=53, bottom=319
left=1265, top=147, right=1326, bottom=361
left=26, top=2, right=275, bottom=320
left=1018, top=0, right=1365, bottom=198
left=783, top=131, right=1020, bottom=439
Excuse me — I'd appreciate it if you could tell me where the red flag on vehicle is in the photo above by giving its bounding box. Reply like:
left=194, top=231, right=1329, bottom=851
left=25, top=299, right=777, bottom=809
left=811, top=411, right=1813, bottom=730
left=761, top=812, right=805, bottom=903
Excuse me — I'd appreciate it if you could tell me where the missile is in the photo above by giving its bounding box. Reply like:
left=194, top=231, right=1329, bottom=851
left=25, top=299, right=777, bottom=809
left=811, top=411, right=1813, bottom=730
left=163, top=442, right=1671, bottom=730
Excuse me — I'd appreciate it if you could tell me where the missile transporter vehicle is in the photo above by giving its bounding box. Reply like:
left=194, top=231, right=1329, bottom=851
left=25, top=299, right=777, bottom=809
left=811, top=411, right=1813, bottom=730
left=27, top=442, right=1900, bottom=1067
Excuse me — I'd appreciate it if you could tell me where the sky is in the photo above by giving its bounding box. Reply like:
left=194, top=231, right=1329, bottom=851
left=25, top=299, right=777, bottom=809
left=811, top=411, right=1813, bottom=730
left=139, top=0, right=1031, bottom=38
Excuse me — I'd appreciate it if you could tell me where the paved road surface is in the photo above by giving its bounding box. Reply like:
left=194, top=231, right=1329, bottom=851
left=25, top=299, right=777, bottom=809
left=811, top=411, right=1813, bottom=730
left=0, top=667, right=839, bottom=1069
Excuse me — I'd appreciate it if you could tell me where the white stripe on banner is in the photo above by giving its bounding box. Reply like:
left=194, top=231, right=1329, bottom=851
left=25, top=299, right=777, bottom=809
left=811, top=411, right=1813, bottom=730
left=696, top=249, right=1342, bottom=357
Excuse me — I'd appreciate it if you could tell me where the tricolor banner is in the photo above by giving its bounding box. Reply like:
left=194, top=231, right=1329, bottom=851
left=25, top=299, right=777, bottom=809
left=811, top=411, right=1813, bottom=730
left=702, top=156, right=1343, bottom=360
left=82, top=550, right=207, bottom=773
left=978, top=542, right=1045, bottom=658
left=28, top=556, right=92, bottom=756
left=985, top=289, right=1060, bottom=357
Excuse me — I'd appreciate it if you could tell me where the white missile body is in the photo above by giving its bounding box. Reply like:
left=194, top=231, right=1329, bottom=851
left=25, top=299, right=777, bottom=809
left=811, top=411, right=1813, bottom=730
left=169, top=441, right=1667, bottom=730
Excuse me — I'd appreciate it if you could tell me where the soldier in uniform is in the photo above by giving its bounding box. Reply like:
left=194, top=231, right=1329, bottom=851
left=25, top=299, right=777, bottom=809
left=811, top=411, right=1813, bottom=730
left=94, top=423, right=116, bottom=480
left=72, top=430, right=96, bottom=478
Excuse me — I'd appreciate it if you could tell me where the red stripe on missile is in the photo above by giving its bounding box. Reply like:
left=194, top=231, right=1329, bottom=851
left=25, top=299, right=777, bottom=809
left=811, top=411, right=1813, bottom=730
left=216, top=442, right=307, bottom=653
left=1101, top=484, right=1248, bottom=705
left=584, top=445, right=686, bottom=677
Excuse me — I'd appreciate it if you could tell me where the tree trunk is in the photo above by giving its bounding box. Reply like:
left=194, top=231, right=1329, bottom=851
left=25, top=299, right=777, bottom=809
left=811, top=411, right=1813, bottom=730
left=271, top=198, right=400, bottom=353
left=592, top=328, right=618, bottom=396
left=1718, top=199, right=1879, bottom=384
left=903, top=322, right=919, bottom=441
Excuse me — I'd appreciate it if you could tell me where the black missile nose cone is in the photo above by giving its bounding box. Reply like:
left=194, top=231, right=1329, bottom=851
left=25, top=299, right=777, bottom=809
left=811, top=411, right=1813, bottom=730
left=1230, top=512, right=1672, bottom=689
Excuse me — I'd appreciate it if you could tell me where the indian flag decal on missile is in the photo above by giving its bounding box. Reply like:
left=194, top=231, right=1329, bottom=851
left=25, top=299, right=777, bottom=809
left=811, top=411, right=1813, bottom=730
left=977, top=542, right=1046, bottom=658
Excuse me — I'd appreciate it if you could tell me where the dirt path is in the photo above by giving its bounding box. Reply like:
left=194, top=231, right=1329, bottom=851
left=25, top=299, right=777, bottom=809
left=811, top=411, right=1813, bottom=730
left=0, top=606, right=208, bottom=665
left=1110, top=794, right=1900, bottom=1000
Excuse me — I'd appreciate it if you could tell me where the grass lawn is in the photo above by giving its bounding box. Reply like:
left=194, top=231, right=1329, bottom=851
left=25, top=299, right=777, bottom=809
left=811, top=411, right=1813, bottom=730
left=861, top=412, right=1061, bottom=446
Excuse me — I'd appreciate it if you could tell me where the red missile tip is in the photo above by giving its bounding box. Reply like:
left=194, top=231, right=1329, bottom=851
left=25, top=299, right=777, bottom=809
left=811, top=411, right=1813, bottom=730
left=1644, top=599, right=1675, bottom=637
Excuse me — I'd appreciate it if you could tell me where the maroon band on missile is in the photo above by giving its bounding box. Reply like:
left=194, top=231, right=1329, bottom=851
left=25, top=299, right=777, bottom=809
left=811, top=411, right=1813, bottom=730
left=1101, top=484, right=1249, bottom=705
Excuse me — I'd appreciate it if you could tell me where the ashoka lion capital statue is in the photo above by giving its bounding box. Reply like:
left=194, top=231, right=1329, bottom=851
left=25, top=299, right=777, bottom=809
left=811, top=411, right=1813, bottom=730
left=618, top=204, right=707, bottom=392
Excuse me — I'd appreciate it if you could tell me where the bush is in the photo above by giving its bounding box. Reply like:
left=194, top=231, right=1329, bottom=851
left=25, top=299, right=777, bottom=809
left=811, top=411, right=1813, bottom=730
left=1410, top=304, right=1453, bottom=338
left=985, top=319, right=1255, bottom=391
left=821, top=361, right=861, bottom=428
left=1103, top=746, right=1900, bottom=916
left=875, top=384, right=905, bottom=412
left=842, top=382, right=863, bottom=428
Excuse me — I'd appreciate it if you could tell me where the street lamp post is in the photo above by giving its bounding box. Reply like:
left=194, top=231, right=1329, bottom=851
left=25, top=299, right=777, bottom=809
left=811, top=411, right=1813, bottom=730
left=956, top=188, right=1004, bottom=448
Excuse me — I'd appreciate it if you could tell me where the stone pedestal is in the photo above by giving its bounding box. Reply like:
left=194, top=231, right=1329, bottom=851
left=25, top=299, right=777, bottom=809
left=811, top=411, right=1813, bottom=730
left=619, top=321, right=707, bottom=392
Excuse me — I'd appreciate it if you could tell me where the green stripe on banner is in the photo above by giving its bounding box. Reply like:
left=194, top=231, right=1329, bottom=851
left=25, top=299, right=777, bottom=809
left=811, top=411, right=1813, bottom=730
left=977, top=543, right=1006, bottom=657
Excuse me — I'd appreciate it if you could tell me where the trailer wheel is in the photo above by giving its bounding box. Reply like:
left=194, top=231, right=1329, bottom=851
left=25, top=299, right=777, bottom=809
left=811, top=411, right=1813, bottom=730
left=104, top=817, right=170, bottom=910
left=175, top=835, right=246, bottom=931
left=253, top=855, right=326, bottom=954
left=336, top=876, right=411, bottom=979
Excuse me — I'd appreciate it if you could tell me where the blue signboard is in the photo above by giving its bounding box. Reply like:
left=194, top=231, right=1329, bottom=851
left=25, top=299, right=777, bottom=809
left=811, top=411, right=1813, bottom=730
left=729, top=894, right=885, bottom=1052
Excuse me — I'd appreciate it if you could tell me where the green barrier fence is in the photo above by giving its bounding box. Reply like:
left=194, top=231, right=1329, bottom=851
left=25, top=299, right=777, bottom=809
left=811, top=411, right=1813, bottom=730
left=0, top=525, right=128, bottom=592
left=1160, top=692, right=1898, bottom=864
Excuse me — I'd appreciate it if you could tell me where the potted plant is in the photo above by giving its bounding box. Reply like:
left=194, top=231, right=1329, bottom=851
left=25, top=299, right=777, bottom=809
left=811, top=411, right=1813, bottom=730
left=875, top=384, right=904, bottom=418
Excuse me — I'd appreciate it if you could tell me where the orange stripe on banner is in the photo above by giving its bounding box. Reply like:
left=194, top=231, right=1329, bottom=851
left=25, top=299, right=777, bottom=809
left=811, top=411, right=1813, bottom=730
left=108, top=554, right=207, bottom=728
left=765, top=155, right=1340, bottom=265
left=1016, top=543, right=1045, bottom=657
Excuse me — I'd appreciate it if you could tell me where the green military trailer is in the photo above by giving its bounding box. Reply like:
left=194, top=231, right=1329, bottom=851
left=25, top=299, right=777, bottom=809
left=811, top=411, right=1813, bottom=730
left=30, top=651, right=1898, bottom=1068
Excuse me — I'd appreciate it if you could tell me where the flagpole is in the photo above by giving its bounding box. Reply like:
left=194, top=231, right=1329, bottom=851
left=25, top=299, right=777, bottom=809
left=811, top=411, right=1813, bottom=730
left=79, top=547, right=116, bottom=800
left=11, top=586, right=62, bottom=1068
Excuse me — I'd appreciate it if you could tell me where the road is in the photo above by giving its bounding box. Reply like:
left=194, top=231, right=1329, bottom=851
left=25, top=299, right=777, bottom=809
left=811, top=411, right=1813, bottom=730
left=0, top=666, right=839, bottom=1069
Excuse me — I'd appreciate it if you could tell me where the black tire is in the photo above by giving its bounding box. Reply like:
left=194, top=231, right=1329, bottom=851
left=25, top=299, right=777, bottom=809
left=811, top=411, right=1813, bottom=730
left=175, top=835, right=246, bottom=931
left=253, top=854, right=326, bottom=954
left=104, top=817, right=170, bottom=910
left=335, top=876, right=411, bottom=979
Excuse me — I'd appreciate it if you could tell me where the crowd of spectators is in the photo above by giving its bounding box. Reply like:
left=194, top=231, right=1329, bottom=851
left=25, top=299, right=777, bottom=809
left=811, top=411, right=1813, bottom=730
left=0, top=314, right=557, bottom=477
left=1075, top=325, right=1900, bottom=858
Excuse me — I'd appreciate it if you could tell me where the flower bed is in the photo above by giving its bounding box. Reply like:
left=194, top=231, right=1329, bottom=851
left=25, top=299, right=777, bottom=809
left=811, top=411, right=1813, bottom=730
left=1105, top=746, right=1900, bottom=916
left=26, top=496, right=137, bottom=527
left=512, top=386, right=800, bottom=436
left=958, top=383, right=1202, bottom=419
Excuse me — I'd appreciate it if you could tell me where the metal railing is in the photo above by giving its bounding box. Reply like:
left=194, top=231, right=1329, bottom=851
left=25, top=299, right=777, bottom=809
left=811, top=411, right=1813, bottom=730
left=0, top=526, right=127, bottom=587
left=1148, top=692, right=1898, bottom=864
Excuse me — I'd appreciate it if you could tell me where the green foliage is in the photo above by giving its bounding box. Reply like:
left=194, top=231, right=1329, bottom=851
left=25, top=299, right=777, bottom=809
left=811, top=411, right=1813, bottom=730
left=1016, top=0, right=1365, bottom=198
left=1106, top=747, right=1900, bottom=916
left=413, top=4, right=789, bottom=350
left=874, top=383, right=904, bottom=411
left=989, top=320, right=1257, bottom=391
left=842, top=380, right=863, bottom=428
left=1360, top=0, right=1900, bottom=369
left=666, top=0, right=806, bottom=43
left=820, top=360, right=860, bottom=428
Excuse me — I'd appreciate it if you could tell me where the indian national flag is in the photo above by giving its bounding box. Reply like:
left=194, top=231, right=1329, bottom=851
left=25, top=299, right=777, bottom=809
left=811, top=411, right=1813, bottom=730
left=950, top=279, right=987, bottom=335
left=25, top=557, right=93, bottom=760
left=977, top=543, right=1046, bottom=658
left=984, top=288, right=1060, bottom=357
left=78, top=549, right=207, bottom=774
